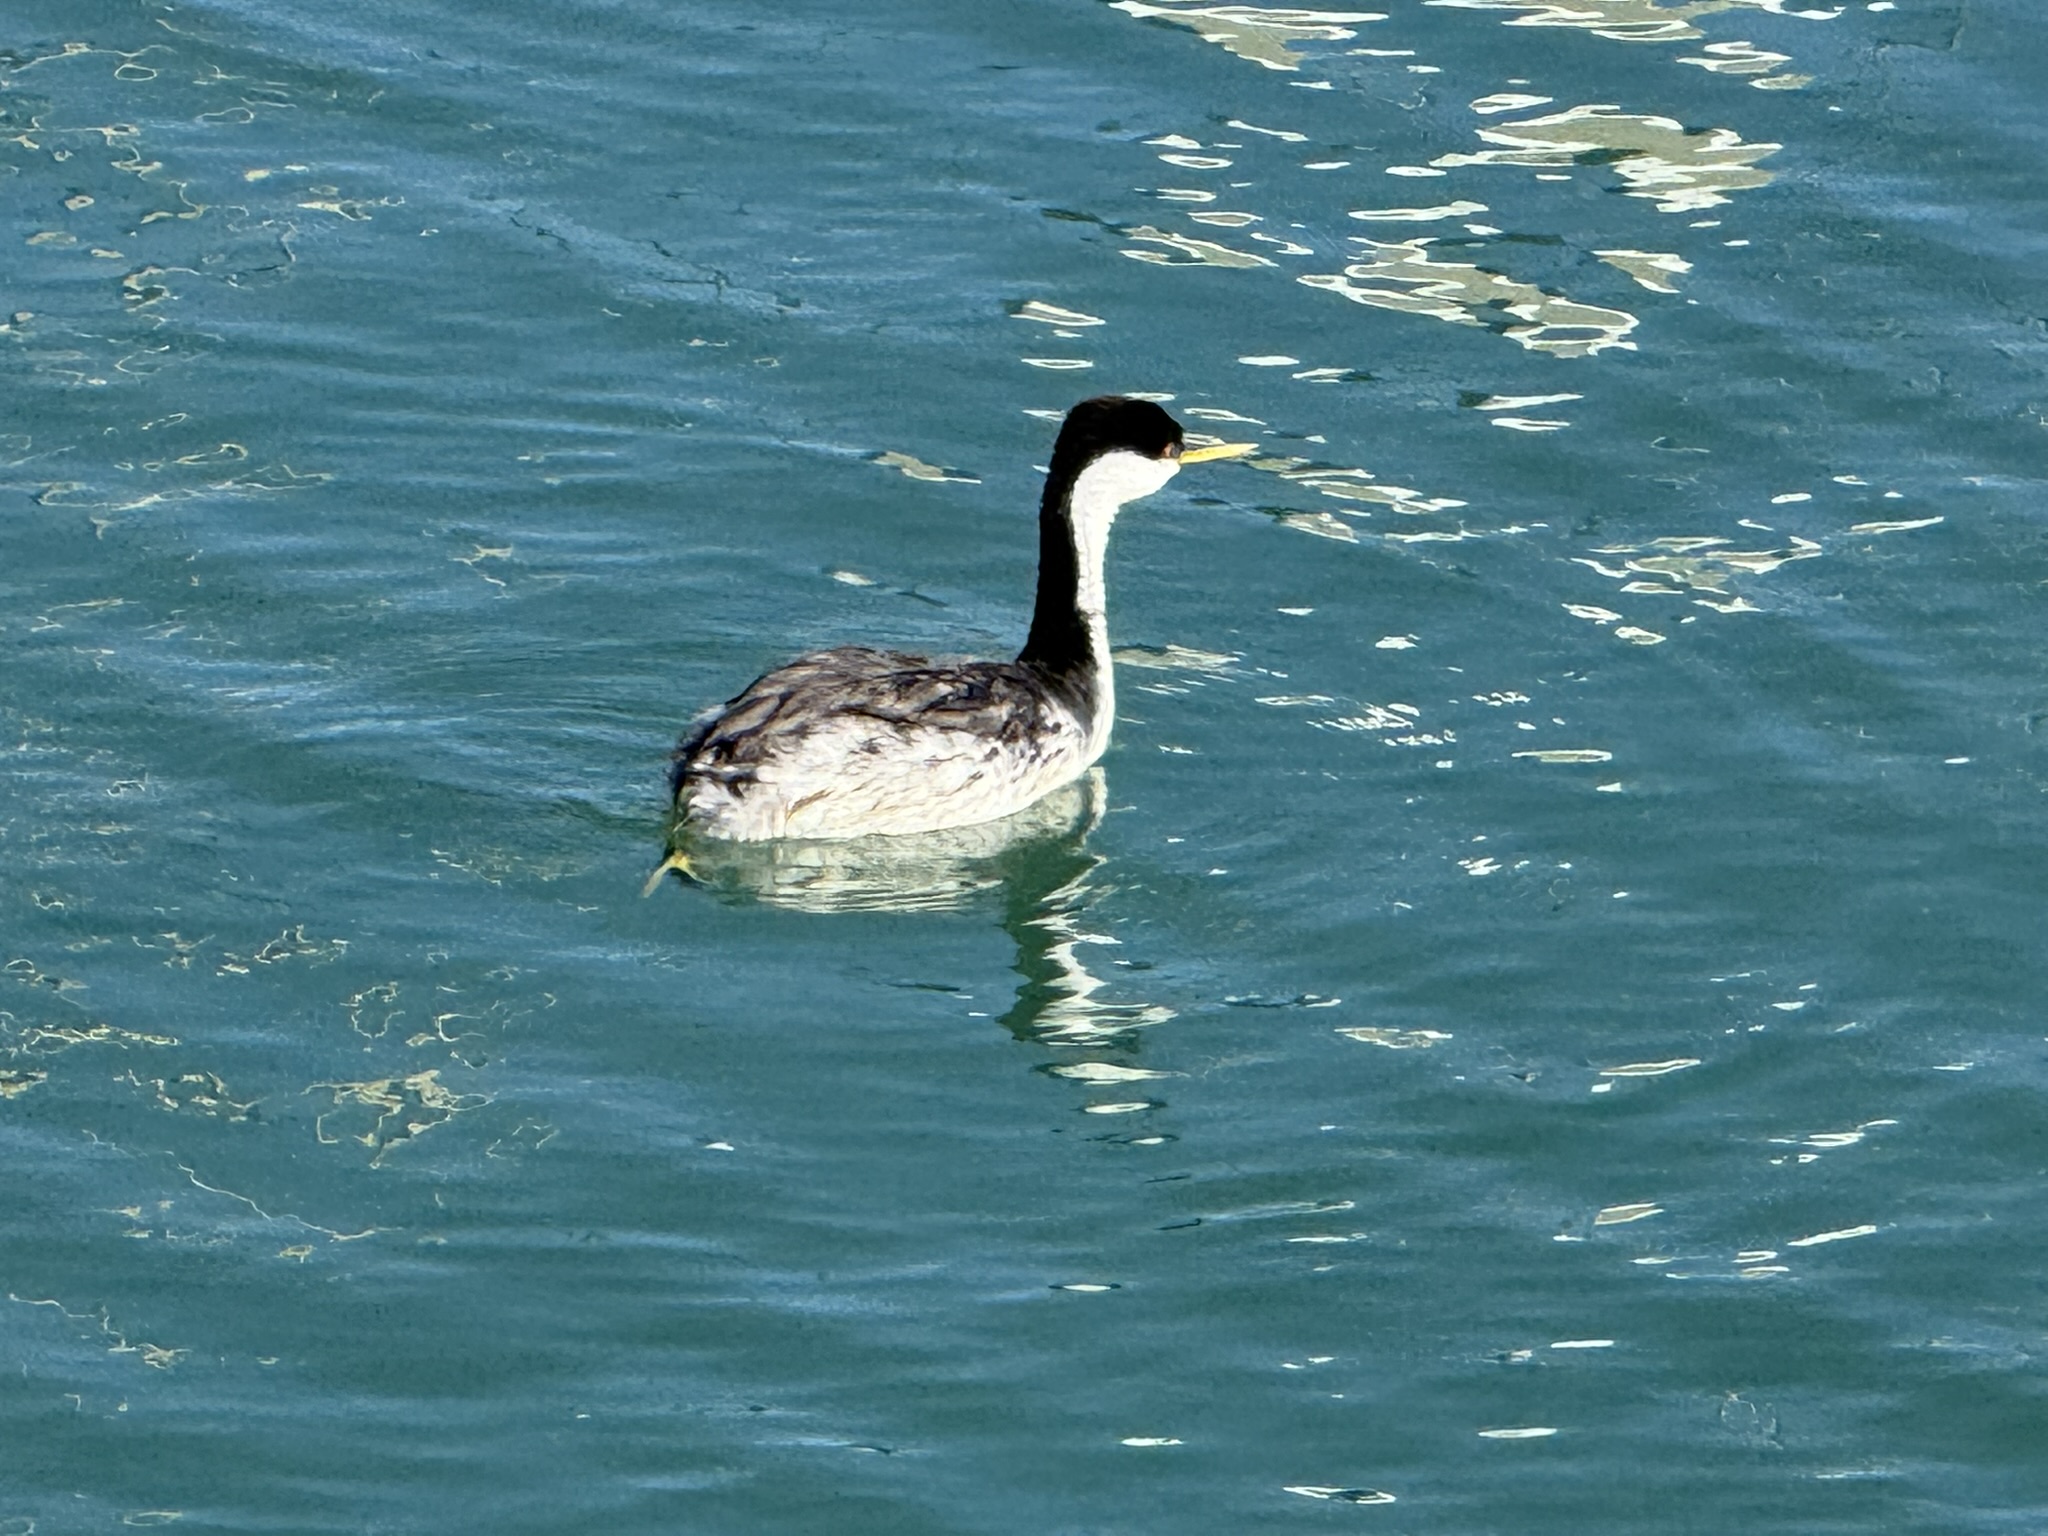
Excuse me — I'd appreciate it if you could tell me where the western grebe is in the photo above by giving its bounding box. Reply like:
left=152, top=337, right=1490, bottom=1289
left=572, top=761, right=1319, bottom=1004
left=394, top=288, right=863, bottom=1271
left=665, top=396, right=1251, bottom=845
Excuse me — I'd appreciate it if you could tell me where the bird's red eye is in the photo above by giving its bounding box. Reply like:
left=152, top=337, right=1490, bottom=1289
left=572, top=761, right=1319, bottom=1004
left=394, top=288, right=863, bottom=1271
left=1164, top=441, right=1183, bottom=459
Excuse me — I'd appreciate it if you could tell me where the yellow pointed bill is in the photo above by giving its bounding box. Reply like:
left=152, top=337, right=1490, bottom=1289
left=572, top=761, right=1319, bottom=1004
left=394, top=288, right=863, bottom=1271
left=1178, top=441, right=1257, bottom=464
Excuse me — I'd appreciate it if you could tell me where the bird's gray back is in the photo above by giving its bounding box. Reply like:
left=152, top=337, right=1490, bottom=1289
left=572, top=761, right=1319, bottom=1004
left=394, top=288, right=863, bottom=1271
left=672, top=646, right=1096, bottom=839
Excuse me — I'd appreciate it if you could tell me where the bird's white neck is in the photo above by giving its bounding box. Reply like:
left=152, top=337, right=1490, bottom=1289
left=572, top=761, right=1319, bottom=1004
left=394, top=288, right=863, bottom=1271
left=1067, top=449, right=1177, bottom=630
left=1019, top=447, right=1181, bottom=753
left=1062, top=450, right=1179, bottom=748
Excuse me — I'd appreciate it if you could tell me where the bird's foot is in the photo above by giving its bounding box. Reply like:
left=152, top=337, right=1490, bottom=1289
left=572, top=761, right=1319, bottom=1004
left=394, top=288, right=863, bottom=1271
left=640, top=848, right=698, bottom=897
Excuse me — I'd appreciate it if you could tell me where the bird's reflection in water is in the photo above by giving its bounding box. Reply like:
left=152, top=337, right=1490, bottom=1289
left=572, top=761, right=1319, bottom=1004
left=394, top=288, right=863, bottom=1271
left=655, top=770, right=1172, bottom=1047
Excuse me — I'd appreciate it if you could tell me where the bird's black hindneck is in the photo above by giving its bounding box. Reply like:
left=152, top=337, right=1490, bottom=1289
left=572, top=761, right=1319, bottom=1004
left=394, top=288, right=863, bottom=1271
left=1016, top=476, right=1102, bottom=721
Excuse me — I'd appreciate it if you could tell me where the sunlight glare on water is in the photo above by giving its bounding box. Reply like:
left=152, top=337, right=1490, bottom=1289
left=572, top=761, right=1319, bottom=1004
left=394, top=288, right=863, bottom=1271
left=4, top=0, right=2046, bottom=1530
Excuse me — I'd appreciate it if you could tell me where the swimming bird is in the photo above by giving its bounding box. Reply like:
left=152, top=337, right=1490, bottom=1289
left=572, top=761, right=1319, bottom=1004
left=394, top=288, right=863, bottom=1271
left=666, top=396, right=1252, bottom=844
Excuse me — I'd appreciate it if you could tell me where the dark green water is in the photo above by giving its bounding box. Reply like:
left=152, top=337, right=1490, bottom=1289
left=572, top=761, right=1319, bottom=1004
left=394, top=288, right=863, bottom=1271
left=5, top=0, right=2046, bottom=1529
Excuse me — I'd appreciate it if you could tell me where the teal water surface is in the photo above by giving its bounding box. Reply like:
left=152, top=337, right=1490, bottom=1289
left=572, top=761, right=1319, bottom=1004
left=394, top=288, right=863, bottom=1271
left=5, top=0, right=2048, bottom=1530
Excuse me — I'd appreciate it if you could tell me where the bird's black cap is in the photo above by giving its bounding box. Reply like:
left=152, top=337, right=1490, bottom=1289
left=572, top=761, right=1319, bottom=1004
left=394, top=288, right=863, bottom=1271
left=1046, top=397, right=1186, bottom=494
